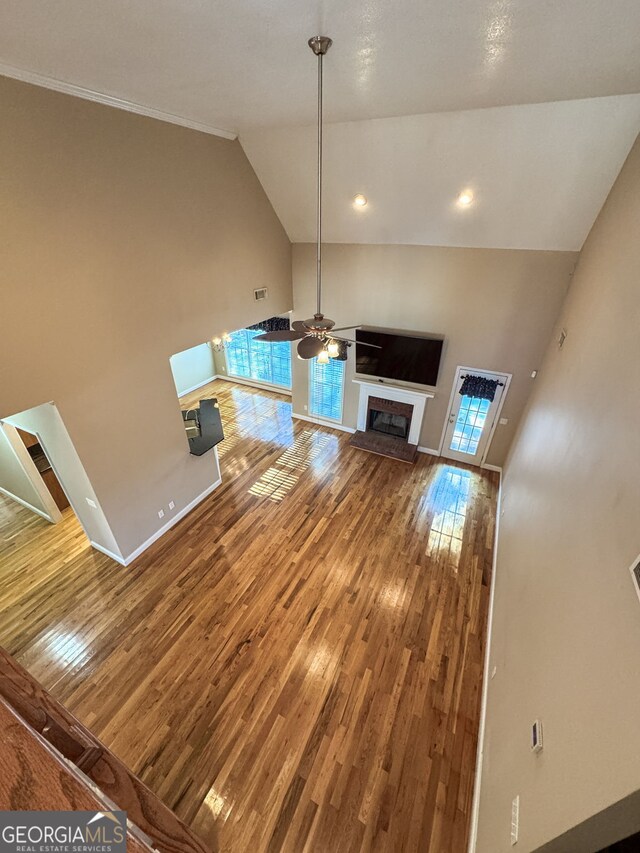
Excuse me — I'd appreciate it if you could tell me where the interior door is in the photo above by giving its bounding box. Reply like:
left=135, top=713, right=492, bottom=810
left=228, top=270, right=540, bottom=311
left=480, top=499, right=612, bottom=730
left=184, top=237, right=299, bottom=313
left=441, top=368, right=508, bottom=465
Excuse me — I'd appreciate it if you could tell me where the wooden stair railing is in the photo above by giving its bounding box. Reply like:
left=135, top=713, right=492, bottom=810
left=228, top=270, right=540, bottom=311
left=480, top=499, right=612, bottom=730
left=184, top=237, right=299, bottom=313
left=1, top=698, right=156, bottom=853
left=0, top=646, right=214, bottom=853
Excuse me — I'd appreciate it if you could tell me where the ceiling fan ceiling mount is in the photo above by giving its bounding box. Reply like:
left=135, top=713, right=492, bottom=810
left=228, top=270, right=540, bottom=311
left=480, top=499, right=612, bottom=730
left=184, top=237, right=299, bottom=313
left=308, top=35, right=332, bottom=56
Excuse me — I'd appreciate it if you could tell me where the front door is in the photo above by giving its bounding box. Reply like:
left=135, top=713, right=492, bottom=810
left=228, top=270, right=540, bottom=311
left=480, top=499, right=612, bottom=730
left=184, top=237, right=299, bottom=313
left=441, top=368, right=509, bottom=465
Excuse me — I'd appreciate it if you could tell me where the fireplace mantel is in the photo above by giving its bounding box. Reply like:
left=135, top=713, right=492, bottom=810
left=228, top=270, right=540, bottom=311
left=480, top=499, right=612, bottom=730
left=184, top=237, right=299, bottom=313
left=353, top=379, right=434, bottom=446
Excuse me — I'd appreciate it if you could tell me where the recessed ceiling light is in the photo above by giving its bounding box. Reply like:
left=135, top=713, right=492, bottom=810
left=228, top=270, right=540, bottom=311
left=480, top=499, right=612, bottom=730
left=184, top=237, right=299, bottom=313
left=353, top=194, right=368, bottom=208
left=457, top=190, right=474, bottom=207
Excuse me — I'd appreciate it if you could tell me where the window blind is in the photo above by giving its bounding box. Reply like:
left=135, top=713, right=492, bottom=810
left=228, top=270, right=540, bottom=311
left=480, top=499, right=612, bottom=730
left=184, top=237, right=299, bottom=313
left=309, top=357, right=345, bottom=421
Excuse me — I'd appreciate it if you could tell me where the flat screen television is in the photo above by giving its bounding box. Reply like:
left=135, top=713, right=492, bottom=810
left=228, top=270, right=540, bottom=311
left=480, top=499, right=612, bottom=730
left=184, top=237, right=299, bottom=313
left=355, top=329, right=443, bottom=386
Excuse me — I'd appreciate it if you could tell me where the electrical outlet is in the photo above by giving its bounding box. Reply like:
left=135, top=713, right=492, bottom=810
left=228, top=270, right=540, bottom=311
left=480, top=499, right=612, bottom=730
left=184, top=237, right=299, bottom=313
left=86, top=498, right=97, bottom=509
left=169, top=501, right=175, bottom=510
left=499, top=417, right=509, bottom=425
left=511, top=795, right=519, bottom=845
left=158, top=509, right=165, bottom=519
left=303, top=404, right=308, bottom=411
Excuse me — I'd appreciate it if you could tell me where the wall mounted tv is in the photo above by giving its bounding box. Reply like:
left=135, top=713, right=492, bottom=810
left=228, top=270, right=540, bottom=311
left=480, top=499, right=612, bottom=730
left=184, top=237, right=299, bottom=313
left=355, top=329, right=444, bottom=386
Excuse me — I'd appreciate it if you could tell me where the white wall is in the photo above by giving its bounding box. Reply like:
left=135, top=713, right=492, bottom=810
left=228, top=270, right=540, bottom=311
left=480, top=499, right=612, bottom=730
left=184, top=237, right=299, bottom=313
left=170, top=342, right=216, bottom=396
left=475, top=134, right=640, bottom=851
left=4, top=403, right=123, bottom=559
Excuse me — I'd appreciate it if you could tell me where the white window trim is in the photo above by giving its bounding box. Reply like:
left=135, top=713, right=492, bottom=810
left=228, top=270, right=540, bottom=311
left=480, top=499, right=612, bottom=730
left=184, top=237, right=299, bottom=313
left=308, top=358, right=346, bottom=424
left=437, top=365, right=512, bottom=467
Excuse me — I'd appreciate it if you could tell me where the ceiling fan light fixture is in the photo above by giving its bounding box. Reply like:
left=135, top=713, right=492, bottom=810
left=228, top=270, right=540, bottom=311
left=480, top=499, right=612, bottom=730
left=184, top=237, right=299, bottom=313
left=317, top=348, right=330, bottom=364
left=327, top=340, right=340, bottom=358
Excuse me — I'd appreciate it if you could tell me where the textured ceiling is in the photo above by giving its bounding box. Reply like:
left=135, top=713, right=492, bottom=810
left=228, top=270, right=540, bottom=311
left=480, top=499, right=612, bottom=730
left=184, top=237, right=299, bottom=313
left=0, top=0, right=639, bottom=132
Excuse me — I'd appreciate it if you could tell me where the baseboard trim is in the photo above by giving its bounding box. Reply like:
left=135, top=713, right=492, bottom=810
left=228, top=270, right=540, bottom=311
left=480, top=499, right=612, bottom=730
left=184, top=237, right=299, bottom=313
left=0, top=485, right=56, bottom=523
left=417, top=446, right=440, bottom=456
left=120, top=476, right=223, bottom=566
left=0, top=62, right=237, bottom=140
left=467, top=470, right=502, bottom=853
left=292, top=413, right=356, bottom=434
left=482, top=463, right=503, bottom=473
left=177, top=375, right=218, bottom=397
left=218, top=375, right=293, bottom=397
left=89, top=540, right=127, bottom=565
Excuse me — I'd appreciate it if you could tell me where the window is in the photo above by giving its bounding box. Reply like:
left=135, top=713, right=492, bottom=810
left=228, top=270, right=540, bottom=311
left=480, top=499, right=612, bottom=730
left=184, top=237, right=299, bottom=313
left=225, top=328, right=292, bottom=389
left=449, top=395, right=491, bottom=455
left=309, top=357, right=345, bottom=421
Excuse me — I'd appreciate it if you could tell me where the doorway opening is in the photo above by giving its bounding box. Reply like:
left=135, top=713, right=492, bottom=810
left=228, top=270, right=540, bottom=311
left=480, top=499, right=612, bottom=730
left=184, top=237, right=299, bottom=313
left=0, top=402, right=121, bottom=562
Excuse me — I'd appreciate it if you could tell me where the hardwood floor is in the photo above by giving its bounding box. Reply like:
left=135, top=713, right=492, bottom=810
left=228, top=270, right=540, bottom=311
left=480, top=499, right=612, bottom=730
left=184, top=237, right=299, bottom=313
left=0, top=379, right=498, bottom=852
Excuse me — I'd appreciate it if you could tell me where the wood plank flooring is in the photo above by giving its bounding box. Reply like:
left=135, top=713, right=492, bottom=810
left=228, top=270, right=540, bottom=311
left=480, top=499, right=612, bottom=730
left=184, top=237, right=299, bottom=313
left=0, top=379, right=498, bottom=853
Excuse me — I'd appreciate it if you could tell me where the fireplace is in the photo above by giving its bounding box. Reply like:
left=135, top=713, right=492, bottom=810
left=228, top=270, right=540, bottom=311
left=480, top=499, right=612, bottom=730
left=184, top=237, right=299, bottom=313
left=353, top=380, right=434, bottom=461
left=369, top=410, right=409, bottom=439
left=366, top=396, right=413, bottom=442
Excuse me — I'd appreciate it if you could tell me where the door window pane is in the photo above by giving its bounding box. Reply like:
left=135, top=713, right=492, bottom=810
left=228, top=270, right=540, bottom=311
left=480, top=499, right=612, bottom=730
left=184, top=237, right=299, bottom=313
left=449, top=395, right=491, bottom=455
left=225, top=329, right=292, bottom=389
left=309, top=358, right=345, bottom=421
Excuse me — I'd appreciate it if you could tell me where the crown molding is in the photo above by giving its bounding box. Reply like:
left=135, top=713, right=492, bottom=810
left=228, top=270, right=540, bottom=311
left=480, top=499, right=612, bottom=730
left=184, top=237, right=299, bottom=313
left=0, top=62, right=237, bottom=140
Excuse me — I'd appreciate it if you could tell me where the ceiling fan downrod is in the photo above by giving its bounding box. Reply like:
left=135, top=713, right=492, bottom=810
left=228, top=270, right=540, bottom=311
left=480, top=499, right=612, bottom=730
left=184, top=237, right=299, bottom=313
left=250, top=36, right=381, bottom=360
left=308, top=36, right=332, bottom=320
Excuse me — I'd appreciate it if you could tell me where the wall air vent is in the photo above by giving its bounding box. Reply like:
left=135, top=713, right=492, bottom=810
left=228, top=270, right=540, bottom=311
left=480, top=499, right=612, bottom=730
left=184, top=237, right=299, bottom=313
left=254, top=287, right=268, bottom=301
left=631, top=556, right=640, bottom=604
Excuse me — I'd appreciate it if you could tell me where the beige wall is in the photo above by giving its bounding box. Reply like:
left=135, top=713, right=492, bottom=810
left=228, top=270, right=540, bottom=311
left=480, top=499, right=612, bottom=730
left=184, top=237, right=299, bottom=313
left=291, top=243, right=576, bottom=466
left=0, top=76, right=292, bottom=558
left=476, top=134, right=640, bottom=851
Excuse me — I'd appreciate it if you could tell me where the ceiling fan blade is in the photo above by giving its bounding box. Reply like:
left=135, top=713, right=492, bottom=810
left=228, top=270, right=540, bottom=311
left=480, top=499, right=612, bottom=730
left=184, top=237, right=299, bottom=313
left=332, top=336, right=382, bottom=348
left=329, top=325, right=359, bottom=332
left=291, top=320, right=309, bottom=332
left=253, top=330, right=306, bottom=342
left=297, top=336, right=325, bottom=359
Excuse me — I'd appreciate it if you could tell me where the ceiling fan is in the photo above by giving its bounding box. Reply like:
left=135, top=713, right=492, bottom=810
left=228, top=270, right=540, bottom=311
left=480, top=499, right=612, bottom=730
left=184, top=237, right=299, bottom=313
left=254, top=36, right=380, bottom=363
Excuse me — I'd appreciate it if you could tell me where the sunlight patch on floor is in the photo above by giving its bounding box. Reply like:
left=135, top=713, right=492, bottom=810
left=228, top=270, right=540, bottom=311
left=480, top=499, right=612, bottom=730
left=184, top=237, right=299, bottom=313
left=426, top=466, right=473, bottom=569
left=248, top=430, right=336, bottom=502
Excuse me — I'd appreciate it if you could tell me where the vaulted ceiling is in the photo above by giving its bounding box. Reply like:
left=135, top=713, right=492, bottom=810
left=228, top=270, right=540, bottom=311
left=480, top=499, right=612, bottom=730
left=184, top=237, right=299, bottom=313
left=2, top=0, right=639, bottom=249
left=241, top=96, right=640, bottom=251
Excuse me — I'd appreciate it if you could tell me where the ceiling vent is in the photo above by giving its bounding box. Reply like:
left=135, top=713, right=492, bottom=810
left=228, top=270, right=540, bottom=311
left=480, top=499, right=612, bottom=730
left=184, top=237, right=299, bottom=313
left=254, top=287, right=268, bottom=301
